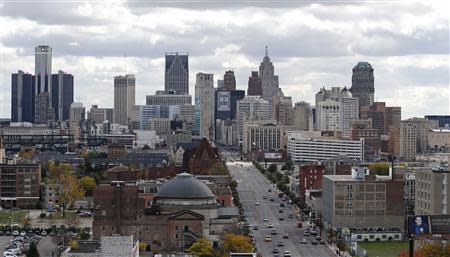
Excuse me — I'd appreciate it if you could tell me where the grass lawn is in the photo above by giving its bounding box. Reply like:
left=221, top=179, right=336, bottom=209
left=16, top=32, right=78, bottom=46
left=0, top=210, right=28, bottom=225
left=358, top=241, right=409, bottom=257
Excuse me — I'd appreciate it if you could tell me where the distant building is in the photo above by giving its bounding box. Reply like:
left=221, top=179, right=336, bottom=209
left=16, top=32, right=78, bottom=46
left=146, top=93, right=192, bottom=106
left=0, top=164, right=41, bottom=208
left=425, top=115, right=450, bottom=128
left=35, top=45, right=52, bottom=98
left=69, top=102, right=85, bottom=127
left=52, top=70, right=74, bottom=121
left=389, top=121, right=417, bottom=161
left=259, top=47, right=279, bottom=98
left=236, top=96, right=271, bottom=143
left=88, top=105, right=114, bottom=124
left=242, top=121, right=294, bottom=154
left=293, top=101, right=312, bottom=131
left=195, top=73, right=214, bottom=141
left=34, top=92, right=54, bottom=124
left=129, top=105, right=160, bottom=130
left=114, top=74, right=135, bottom=125
left=403, top=117, right=438, bottom=153
left=165, top=52, right=189, bottom=95
left=351, top=120, right=380, bottom=161
left=247, top=71, right=262, bottom=96
left=299, top=165, right=326, bottom=204
left=288, top=131, right=364, bottom=162
left=428, top=129, right=450, bottom=150
left=415, top=166, right=450, bottom=215
left=223, top=70, right=236, bottom=91
left=61, top=235, right=139, bottom=257
left=350, top=62, right=374, bottom=109
left=11, top=71, right=35, bottom=122
left=322, top=168, right=404, bottom=230
left=0, top=138, right=4, bottom=164
left=149, top=118, right=171, bottom=135
left=273, top=96, right=293, bottom=126
left=360, top=102, right=401, bottom=136
left=214, top=89, right=245, bottom=122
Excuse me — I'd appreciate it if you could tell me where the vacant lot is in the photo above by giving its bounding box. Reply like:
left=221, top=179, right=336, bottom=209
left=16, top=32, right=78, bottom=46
left=359, top=241, right=409, bottom=257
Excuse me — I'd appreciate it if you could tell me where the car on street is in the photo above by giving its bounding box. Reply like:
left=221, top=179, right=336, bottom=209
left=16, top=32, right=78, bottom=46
left=263, top=196, right=268, bottom=199
left=255, top=201, right=260, bottom=205
left=278, top=217, right=284, bottom=221
left=41, top=231, right=47, bottom=236
left=311, top=241, right=318, bottom=245
left=303, top=231, right=309, bottom=236
left=270, top=198, right=274, bottom=202
left=282, top=234, right=289, bottom=239
left=288, top=214, right=293, bottom=218
left=310, top=229, right=317, bottom=235
left=253, top=226, right=259, bottom=230
left=19, top=231, right=26, bottom=236
left=268, top=189, right=272, bottom=192
left=301, top=239, right=307, bottom=244
left=283, top=250, right=291, bottom=257
left=278, top=209, right=283, bottom=213
left=271, top=229, right=277, bottom=235
left=265, top=236, right=272, bottom=242
left=316, top=236, right=322, bottom=241
left=267, top=223, right=273, bottom=228
left=277, top=241, right=284, bottom=247
left=297, top=222, right=302, bottom=228
left=272, top=248, right=279, bottom=253
left=263, top=218, right=269, bottom=222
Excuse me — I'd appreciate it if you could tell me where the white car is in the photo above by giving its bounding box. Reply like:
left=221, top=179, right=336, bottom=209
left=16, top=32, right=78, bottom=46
left=255, top=201, right=260, bottom=205
left=12, top=230, right=19, bottom=236
left=19, top=231, right=26, bottom=236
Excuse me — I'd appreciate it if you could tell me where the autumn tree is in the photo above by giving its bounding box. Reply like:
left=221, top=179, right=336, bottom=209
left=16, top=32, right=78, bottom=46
left=48, top=163, right=85, bottom=217
left=368, top=162, right=390, bottom=175
left=398, top=250, right=424, bottom=257
left=187, top=238, right=214, bottom=257
left=418, top=243, right=450, bottom=257
left=79, top=176, right=96, bottom=196
left=223, top=233, right=253, bottom=254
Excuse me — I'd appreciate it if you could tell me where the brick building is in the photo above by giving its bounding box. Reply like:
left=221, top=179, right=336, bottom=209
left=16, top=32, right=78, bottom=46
left=299, top=165, right=326, bottom=204
left=183, top=138, right=220, bottom=175
left=0, top=164, right=41, bottom=208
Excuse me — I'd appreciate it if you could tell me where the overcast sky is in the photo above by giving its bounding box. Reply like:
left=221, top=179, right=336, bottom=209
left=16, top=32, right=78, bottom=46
left=0, top=0, right=449, bottom=119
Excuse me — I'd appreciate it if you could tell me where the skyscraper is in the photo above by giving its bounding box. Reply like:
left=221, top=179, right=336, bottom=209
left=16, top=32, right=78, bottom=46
left=51, top=70, right=74, bottom=121
left=293, top=101, right=312, bottom=131
left=223, top=70, right=236, bottom=91
left=114, top=74, right=135, bottom=125
left=259, top=46, right=279, bottom=98
left=195, top=73, right=214, bottom=140
left=247, top=71, right=262, bottom=96
left=35, top=45, right=52, bottom=95
left=165, top=52, right=189, bottom=95
left=236, top=96, right=271, bottom=143
left=11, top=71, right=35, bottom=122
left=350, top=62, right=374, bottom=109
left=69, top=102, right=85, bottom=127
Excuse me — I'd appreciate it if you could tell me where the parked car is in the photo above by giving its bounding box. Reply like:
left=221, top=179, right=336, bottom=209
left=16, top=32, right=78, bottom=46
left=265, top=236, right=272, bottom=242
left=12, top=231, right=19, bottom=236
left=282, top=234, right=289, bottom=239
left=301, top=239, right=307, bottom=244
left=41, top=231, right=47, bottom=236
left=283, top=250, right=291, bottom=257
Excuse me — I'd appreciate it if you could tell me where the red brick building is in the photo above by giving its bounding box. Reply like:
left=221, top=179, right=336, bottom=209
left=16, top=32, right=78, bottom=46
left=183, top=139, right=220, bottom=175
left=0, top=164, right=41, bottom=208
left=299, top=165, right=325, bottom=204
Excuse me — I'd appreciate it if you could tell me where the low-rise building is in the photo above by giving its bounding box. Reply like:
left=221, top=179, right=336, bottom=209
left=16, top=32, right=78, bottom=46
left=242, top=121, right=293, bottom=154
left=299, top=165, right=325, bottom=204
left=415, top=166, right=450, bottom=215
left=61, top=235, right=139, bottom=257
left=427, top=129, right=450, bottom=150
left=322, top=167, right=404, bottom=230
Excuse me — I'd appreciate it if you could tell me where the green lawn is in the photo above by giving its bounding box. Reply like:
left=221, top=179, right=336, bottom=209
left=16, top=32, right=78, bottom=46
left=358, top=241, right=409, bottom=257
left=47, top=211, right=77, bottom=220
left=0, top=210, right=28, bottom=225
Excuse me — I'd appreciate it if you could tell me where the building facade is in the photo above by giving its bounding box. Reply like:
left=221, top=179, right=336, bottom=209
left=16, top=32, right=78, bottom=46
left=415, top=166, right=449, bottom=215
left=0, top=164, right=41, bottom=208
left=195, top=73, right=214, bottom=141
left=428, top=129, right=450, bottom=149
left=288, top=131, right=364, bottom=162
left=114, top=74, right=135, bottom=125
left=259, top=47, right=279, bottom=98
left=52, top=70, right=74, bottom=121
left=223, top=70, right=236, bottom=91
left=247, top=71, right=262, bottom=96
left=403, top=117, right=438, bottom=153
left=165, top=52, right=189, bottom=95
left=236, top=96, right=271, bottom=143
left=350, top=62, right=374, bottom=109
left=242, top=121, right=293, bottom=154
left=293, top=101, right=312, bottom=131
left=11, top=71, right=35, bottom=123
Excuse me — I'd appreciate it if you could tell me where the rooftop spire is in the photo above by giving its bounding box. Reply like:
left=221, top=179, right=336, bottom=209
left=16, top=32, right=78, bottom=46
left=265, top=45, right=268, bottom=57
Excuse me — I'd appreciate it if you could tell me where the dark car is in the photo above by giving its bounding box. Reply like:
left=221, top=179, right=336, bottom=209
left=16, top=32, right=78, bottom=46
left=311, top=241, right=318, bottom=245
left=272, top=248, right=279, bottom=253
left=270, top=198, right=274, bottom=202
left=279, top=217, right=284, bottom=221
left=278, top=209, right=283, bottom=213
left=268, top=189, right=272, bottom=192
left=288, top=214, right=293, bottom=218
left=277, top=241, right=284, bottom=247
left=280, top=203, right=285, bottom=207
left=316, top=236, right=322, bottom=241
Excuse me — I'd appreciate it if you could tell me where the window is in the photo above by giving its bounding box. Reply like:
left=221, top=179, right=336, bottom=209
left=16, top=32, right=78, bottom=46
left=394, top=235, right=400, bottom=239
left=347, top=192, right=353, bottom=199
left=369, top=235, right=374, bottom=239
left=176, top=226, right=179, bottom=230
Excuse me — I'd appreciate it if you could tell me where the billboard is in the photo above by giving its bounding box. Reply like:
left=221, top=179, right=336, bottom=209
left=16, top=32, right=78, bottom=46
left=408, top=215, right=450, bottom=238
left=264, top=152, right=282, bottom=160
left=217, top=91, right=230, bottom=112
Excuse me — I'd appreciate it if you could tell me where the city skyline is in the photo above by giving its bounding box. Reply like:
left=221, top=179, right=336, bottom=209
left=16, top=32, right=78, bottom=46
left=0, top=1, right=449, bottom=119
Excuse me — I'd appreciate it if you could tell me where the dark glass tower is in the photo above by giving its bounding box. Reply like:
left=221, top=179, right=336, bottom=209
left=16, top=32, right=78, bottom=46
left=165, top=52, right=189, bottom=95
left=350, top=62, right=374, bottom=109
left=11, top=71, right=35, bottom=122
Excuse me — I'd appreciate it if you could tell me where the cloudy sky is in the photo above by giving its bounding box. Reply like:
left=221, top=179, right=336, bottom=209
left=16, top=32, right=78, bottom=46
left=0, top=0, right=449, bottom=119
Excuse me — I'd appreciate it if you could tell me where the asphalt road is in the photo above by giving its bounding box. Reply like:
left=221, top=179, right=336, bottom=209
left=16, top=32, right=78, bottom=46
left=228, top=160, right=335, bottom=257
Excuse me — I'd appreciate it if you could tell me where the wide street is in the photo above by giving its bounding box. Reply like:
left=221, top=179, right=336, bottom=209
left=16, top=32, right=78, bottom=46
left=227, top=160, right=335, bottom=257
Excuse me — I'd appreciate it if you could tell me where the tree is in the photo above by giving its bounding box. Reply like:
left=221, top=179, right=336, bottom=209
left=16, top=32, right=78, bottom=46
left=139, top=242, right=148, bottom=252
left=210, top=164, right=229, bottom=175
left=223, top=233, right=253, bottom=253
left=48, top=166, right=85, bottom=218
left=268, top=164, right=278, bottom=173
left=418, top=243, right=450, bottom=257
left=398, top=251, right=424, bottom=257
left=368, top=162, right=390, bottom=175
left=69, top=240, right=79, bottom=250
left=187, top=238, right=214, bottom=257
left=26, top=242, right=40, bottom=257
left=79, top=176, right=96, bottom=196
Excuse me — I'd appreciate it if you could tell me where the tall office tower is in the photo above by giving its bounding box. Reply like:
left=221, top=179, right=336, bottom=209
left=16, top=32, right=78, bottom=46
left=403, top=117, right=438, bottom=153
left=69, top=102, right=85, bottom=127
left=217, top=79, right=224, bottom=89
left=385, top=106, right=401, bottom=132
left=350, top=62, right=374, bottom=109
left=195, top=73, right=214, bottom=140
left=293, top=101, right=311, bottom=131
left=51, top=70, right=74, bottom=121
left=223, top=70, right=236, bottom=91
left=34, top=92, right=53, bottom=124
left=165, top=52, right=189, bottom=95
left=128, top=105, right=161, bottom=130
left=247, top=71, right=262, bottom=96
left=114, top=74, right=135, bottom=125
left=390, top=121, right=417, bottom=161
left=236, top=96, right=271, bottom=143
left=11, top=71, right=35, bottom=122
left=259, top=47, right=279, bottom=98
left=35, top=46, right=52, bottom=95
left=273, top=96, right=293, bottom=126
left=315, top=87, right=358, bottom=137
